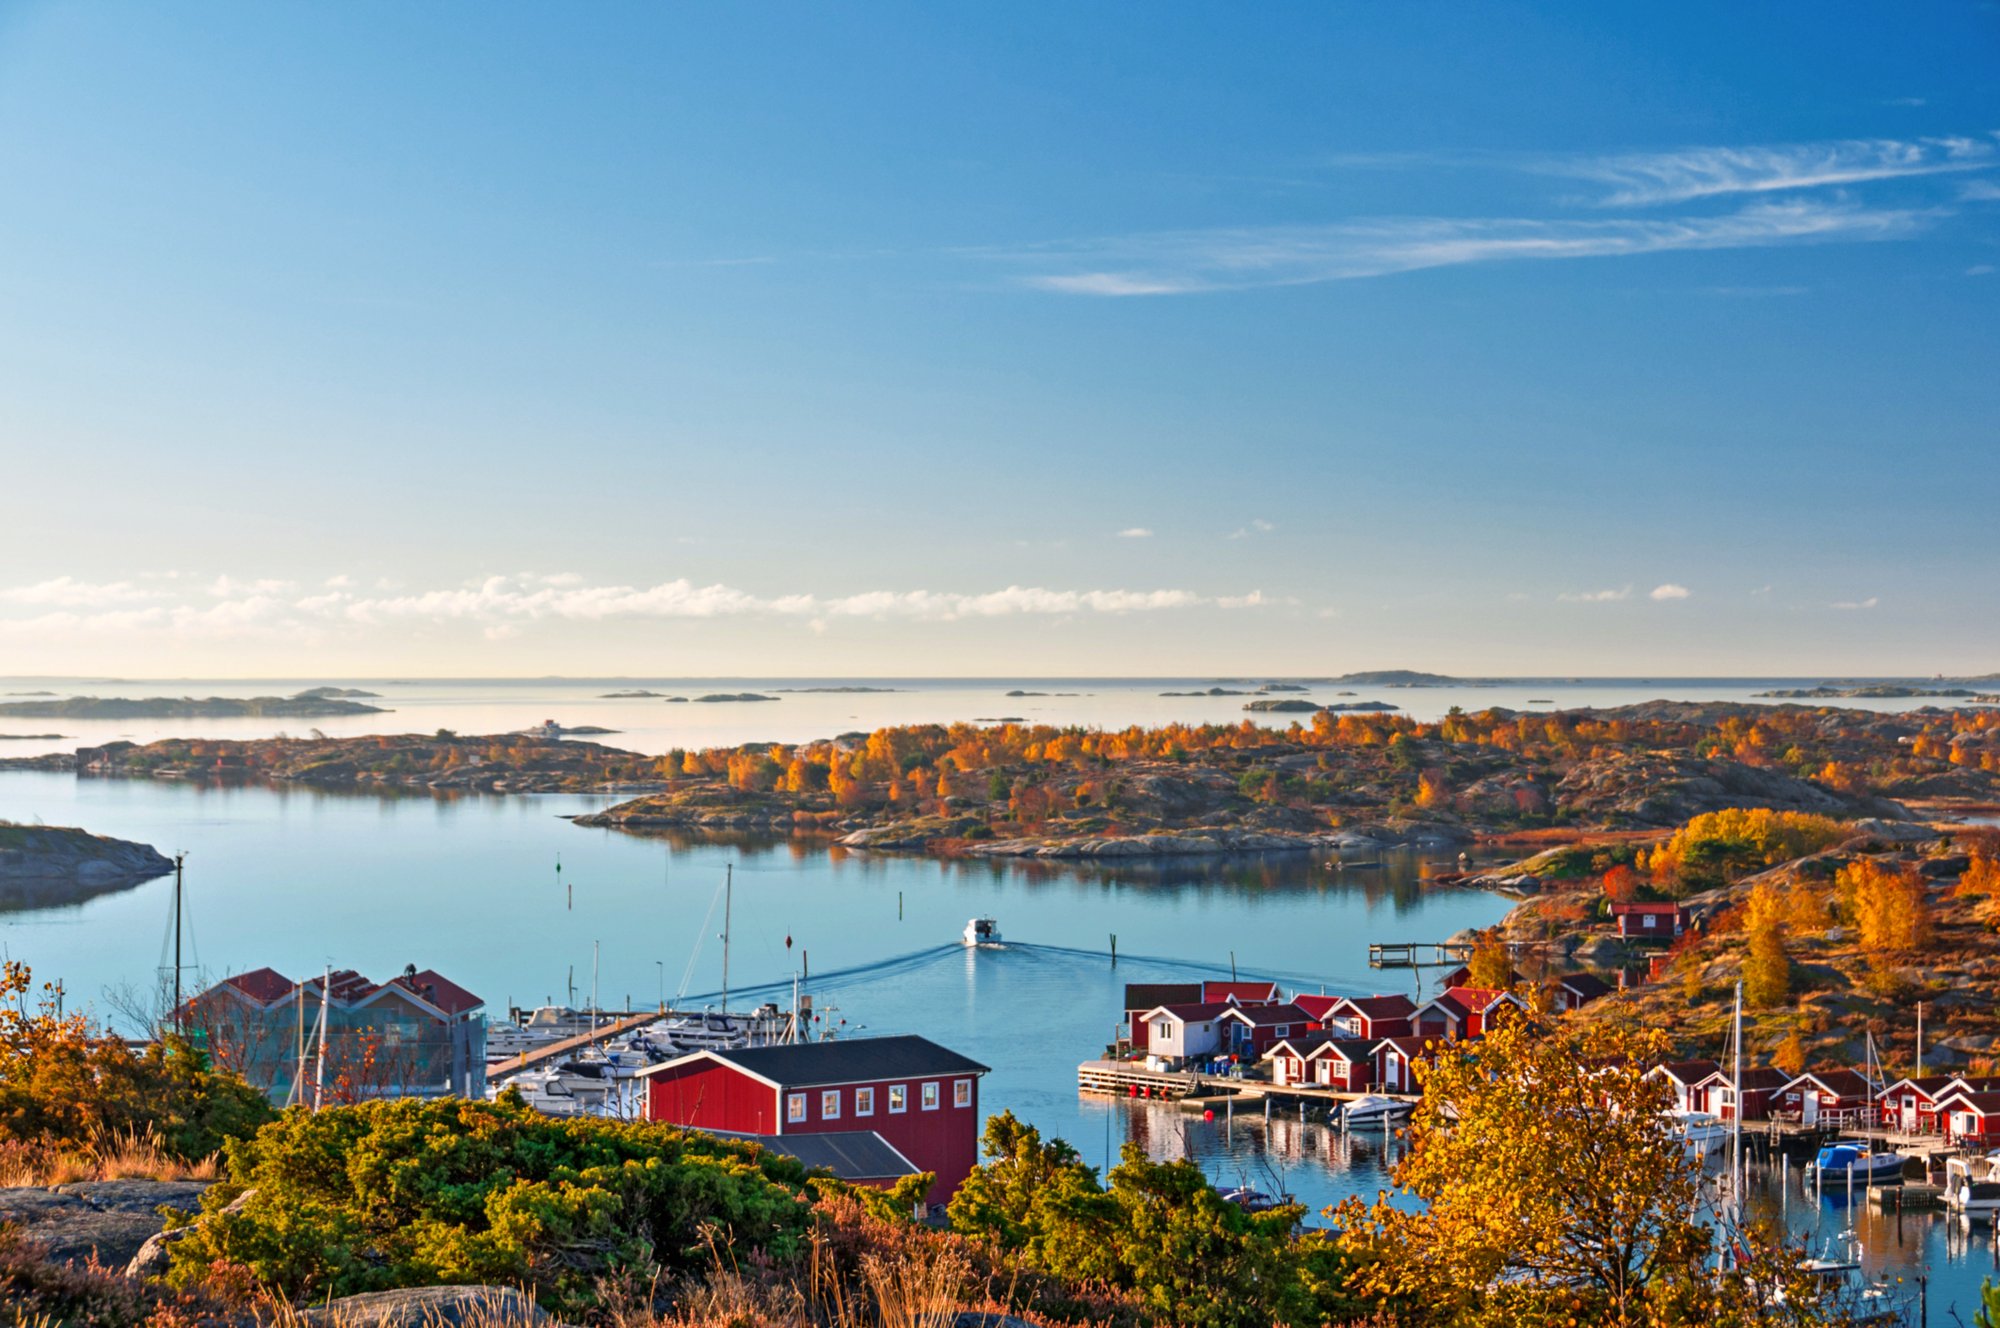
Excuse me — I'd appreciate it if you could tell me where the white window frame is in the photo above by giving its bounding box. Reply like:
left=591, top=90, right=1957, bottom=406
left=787, top=1092, right=806, bottom=1124
left=953, top=1078, right=972, bottom=1109
left=922, top=1081, right=940, bottom=1111
left=821, top=1089, right=841, bottom=1120
left=855, top=1086, right=875, bottom=1116
left=888, top=1083, right=907, bottom=1114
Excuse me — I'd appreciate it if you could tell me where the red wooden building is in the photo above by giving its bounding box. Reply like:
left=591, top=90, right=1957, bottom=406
left=1202, top=980, right=1285, bottom=1007
left=1937, top=1090, right=2000, bottom=1145
left=1545, top=973, right=1612, bottom=1013
left=1216, top=1002, right=1311, bottom=1058
left=1373, top=1035, right=1432, bottom=1094
left=1314, top=994, right=1417, bottom=1041
left=1775, top=1069, right=1874, bottom=1127
left=1647, top=1060, right=1722, bottom=1114
left=1875, top=1076, right=1960, bottom=1134
left=1693, top=1065, right=1789, bottom=1122
left=639, top=1035, right=989, bottom=1205
left=1609, top=902, right=1689, bottom=941
left=1122, top=982, right=1200, bottom=1051
left=1413, top=987, right=1523, bottom=1042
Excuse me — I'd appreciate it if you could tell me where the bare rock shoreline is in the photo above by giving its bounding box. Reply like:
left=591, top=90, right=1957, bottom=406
left=0, top=823, right=175, bottom=899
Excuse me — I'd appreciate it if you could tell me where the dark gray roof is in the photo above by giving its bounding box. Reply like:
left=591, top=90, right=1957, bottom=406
left=703, top=1035, right=989, bottom=1088
left=1125, top=982, right=1202, bottom=1012
left=713, top=1129, right=920, bottom=1181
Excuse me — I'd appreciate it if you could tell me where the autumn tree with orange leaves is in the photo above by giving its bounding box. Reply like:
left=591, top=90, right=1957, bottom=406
left=1332, top=1015, right=1859, bottom=1327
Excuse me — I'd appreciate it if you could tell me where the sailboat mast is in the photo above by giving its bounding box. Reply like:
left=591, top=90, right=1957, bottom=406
left=721, top=864, right=732, bottom=1015
left=1731, top=981, right=1743, bottom=1216
left=171, top=853, right=186, bottom=1032
left=312, top=964, right=331, bottom=1111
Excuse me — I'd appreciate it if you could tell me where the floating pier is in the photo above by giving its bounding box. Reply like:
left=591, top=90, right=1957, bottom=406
left=1078, top=1059, right=1416, bottom=1109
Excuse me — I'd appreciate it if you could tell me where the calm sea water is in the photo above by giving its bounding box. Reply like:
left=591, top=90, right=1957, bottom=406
left=0, top=674, right=1984, bottom=761
left=3, top=672, right=1992, bottom=1319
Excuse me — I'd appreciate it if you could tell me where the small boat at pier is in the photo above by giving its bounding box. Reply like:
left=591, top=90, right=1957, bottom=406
left=1945, top=1153, right=2000, bottom=1218
left=1809, top=1141, right=1907, bottom=1187
left=1342, top=1094, right=1414, bottom=1126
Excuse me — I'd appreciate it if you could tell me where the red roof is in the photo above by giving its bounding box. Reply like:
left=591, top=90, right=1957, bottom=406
left=1201, top=980, right=1283, bottom=1004
left=1218, top=1002, right=1310, bottom=1028
left=221, top=967, right=295, bottom=1004
left=1652, top=1060, right=1723, bottom=1087
left=1610, top=902, right=1685, bottom=916
left=1337, top=994, right=1419, bottom=1020
left=1374, top=1035, right=1431, bottom=1060
left=1782, top=1069, right=1872, bottom=1099
left=1291, top=993, right=1344, bottom=1021
left=389, top=969, right=484, bottom=1016
left=1444, top=985, right=1511, bottom=1011
left=1940, top=1091, right=2000, bottom=1115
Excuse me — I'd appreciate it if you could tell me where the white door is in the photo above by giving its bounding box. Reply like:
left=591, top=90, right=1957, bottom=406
left=1801, top=1093, right=1819, bottom=1126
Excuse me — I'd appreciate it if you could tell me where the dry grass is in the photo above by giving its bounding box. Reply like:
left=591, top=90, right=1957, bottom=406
left=0, top=1128, right=219, bottom=1188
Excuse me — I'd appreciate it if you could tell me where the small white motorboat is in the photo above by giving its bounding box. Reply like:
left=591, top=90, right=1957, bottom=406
left=962, top=916, right=1002, bottom=947
left=1946, top=1153, right=2000, bottom=1219
left=1342, top=1094, right=1414, bottom=1126
left=1669, top=1109, right=1730, bottom=1157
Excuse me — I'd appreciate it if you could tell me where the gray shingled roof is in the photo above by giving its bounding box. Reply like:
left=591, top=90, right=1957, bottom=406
left=713, top=1129, right=920, bottom=1181
left=701, top=1035, right=989, bottom=1088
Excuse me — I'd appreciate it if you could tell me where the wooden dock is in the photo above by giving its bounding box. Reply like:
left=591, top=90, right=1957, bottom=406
left=488, top=1011, right=666, bottom=1078
left=1366, top=938, right=1537, bottom=969
left=1077, top=1059, right=1417, bottom=1110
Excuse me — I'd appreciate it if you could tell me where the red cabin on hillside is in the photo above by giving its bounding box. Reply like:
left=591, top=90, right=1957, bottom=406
left=1610, top=902, right=1689, bottom=941
left=1875, top=1076, right=1960, bottom=1134
left=639, top=1035, right=988, bottom=1205
left=1647, top=1061, right=1722, bottom=1114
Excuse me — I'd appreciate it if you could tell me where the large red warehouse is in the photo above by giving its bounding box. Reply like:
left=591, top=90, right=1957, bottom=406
left=639, top=1035, right=990, bottom=1205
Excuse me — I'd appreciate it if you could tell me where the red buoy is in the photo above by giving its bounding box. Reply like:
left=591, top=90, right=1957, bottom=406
left=1203, top=1109, right=1215, bottom=1122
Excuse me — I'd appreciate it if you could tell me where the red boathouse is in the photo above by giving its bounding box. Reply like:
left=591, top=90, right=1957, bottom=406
left=638, top=1035, right=989, bottom=1205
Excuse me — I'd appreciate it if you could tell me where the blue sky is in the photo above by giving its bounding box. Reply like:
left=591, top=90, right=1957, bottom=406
left=0, top=3, right=1994, bottom=676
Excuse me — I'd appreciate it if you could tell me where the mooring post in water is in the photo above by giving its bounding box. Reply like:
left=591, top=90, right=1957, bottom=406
left=1109, top=933, right=1116, bottom=965
left=1229, top=950, right=1237, bottom=981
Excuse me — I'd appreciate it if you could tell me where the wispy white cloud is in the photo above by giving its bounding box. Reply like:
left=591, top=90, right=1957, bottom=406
left=1649, top=584, right=1692, bottom=601
left=1014, top=199, right=1930, bottom=296
left=0, top=577, right=157, bottom=608
left=1117, top=527, right=1154, bottom=538
left=1969, top=264, right=1996, bottom=277
left=0, top=573, right=1269, bottom=641
left=1963, top=180, right=2000, bottom=202
left=1551, top=135, right=1996, bottom=207
left=1559, top=587, right=1632, bottom=603
left=1226, top=518, right=1277, bottom=540
left=1831, top=596, right=1881, bottom=611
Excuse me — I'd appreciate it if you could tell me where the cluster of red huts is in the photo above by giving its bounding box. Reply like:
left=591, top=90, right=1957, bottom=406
left=1123, top=967, right=1614, bottom=1097
left=1650, top=1058, right=2000, bottom=1143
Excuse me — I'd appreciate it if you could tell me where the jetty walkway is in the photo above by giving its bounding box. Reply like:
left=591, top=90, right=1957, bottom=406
left=1077, top=1059, right=1417, bottom=1109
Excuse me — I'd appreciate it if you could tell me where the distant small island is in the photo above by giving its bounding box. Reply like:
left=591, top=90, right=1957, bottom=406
left=1755, top=685, right=1974, bottom=699
left=1005, top=690, right=1081, bottom=697
left=1244, top=698, right=1399, bottom=714
left=1160, top=687, right=1248, bottom=697
left=292, top=686, right=381, bottom=700
left=3, top=690, right=56, bottom=697
left=773, top=687, right=904, bottom=694
left=0, top=694, right=388, bottom=719
left=601, top=690, right=666, bottom=698
left=0, top=734, right=65, bottom=741
left=691, top=693, right=778, bottom=703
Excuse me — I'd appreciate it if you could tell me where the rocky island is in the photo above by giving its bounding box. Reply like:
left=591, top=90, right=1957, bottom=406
left=569, top=700, right=1993, bottom=861
left=0, top=692, right=388, bottom=719
left=0, top=822, right=175, bottom=910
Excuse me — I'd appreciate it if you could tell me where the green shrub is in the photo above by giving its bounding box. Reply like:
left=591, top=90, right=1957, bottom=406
left=166, top=1095, right=815, bottom=1311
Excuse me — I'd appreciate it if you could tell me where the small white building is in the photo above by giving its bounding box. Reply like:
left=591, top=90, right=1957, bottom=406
left=1137, top=1001, right=1237, bottom=1065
